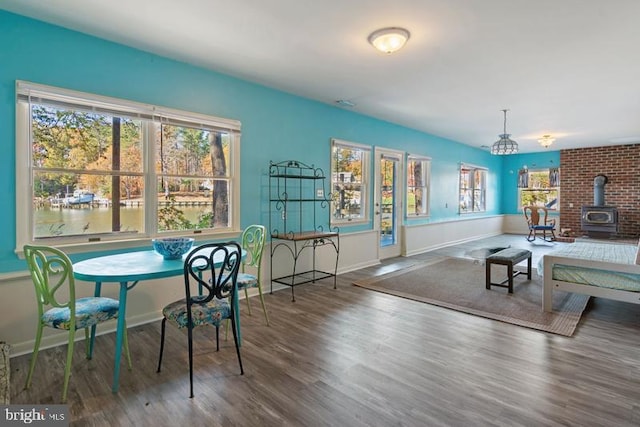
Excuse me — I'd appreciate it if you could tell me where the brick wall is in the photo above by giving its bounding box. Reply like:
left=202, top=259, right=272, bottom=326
left=560, top=144, right=640, bottom=238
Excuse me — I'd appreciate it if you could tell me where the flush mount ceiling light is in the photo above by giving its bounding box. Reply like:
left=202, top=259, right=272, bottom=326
left=368, top=27, right=410, bottom=54
left=538, top=134, right=556, bottom=148
left=491, top=109, right=519, bottom=155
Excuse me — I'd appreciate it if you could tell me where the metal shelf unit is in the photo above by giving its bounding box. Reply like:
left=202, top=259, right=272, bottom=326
left=269, top=160, right=339, bottom=301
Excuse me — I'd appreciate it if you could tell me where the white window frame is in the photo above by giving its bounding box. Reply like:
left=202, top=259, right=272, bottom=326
left=15, top=81, right=241, bottom=253
left=406, top=154, right=431, bottom=217
left=459, top=163, right=487, bottom=214
left=330, top=138, right=370, bottom=225
left=517, top=168, right=561, bottom=211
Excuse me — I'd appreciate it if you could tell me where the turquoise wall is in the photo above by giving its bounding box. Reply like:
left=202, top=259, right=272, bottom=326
left=0, top=10, right=503, bottom=273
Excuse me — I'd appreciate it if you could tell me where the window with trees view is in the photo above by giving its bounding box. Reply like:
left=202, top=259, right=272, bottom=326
left=519, top=169, right=559, bottom=210
left=459, top=164, right=487, bottom=213
left=407, top=155, right=431, bottom=217
left=330, top=139, right=370, bottom=223
left=16, top=81, right=240, bottom=246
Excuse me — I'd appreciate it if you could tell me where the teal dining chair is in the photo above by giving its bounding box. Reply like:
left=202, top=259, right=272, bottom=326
left=23, top=244, right=131, bottom=402
left=157, top=242, right=244, bottom=398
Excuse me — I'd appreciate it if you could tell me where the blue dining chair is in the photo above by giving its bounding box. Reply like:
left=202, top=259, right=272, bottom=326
left=23, top=244, right=131, bottom=402
left=156, top=242, right=244, bottom=398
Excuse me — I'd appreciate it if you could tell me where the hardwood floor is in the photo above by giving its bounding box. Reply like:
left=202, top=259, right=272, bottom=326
left=9, top=235, right=640, bottom=426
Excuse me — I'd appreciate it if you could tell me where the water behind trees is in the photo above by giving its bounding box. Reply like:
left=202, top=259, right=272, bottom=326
left=35, top=204, right=205, bottom=238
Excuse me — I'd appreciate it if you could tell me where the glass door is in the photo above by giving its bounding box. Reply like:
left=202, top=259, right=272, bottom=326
left=375, top=148, right=403, bottom=259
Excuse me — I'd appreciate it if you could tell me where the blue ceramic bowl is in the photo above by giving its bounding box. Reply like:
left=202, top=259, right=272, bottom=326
left=152, top=237, right=195, bottom=260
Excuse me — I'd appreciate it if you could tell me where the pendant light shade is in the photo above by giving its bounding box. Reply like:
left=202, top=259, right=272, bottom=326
left=491, top=109, right=519, bottom=155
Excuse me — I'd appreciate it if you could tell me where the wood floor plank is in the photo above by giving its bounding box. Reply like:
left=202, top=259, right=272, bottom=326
left=9, top=235, right=640, bottom=426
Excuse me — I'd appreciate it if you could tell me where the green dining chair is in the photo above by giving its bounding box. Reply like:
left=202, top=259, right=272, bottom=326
left=23, top=245, right=131, bottom=402
left=237, top=224, right=270, bottom=324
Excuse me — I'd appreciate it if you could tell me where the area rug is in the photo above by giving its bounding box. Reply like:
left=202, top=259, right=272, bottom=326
left=353, top=257, right=589, bottom=336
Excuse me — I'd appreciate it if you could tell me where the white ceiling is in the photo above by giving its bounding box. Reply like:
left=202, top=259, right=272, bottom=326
left=3, top=0, right=640, bottom=153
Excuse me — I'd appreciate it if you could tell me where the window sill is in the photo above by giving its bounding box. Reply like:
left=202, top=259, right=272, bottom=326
left=331, top=218, right=369, bottom=227
left=14, top=230, right=242, bottom=259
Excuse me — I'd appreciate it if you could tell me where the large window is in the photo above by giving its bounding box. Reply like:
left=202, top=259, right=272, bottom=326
left=330, top=139, right=370, bottom=223
left=518, top=168, right=560, bottom=210
left=406, top=155, right=431, bottom=217
left=459, top=164, right=487, bottom=213
left=16, top=81, right=240, bottom=248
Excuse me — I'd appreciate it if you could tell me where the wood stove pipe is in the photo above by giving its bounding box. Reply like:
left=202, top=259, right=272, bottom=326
left=593, top=174, right=608, bottom=207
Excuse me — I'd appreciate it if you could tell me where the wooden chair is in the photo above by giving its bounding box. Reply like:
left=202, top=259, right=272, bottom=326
left=23, top=244, right=131, bottom=402
left=157, top=242, right=244, bottom=398
left=523, top=206, right=556, bottom=242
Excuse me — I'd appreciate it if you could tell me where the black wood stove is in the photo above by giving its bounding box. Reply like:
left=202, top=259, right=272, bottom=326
left=581, top=174, right=618, bottom=236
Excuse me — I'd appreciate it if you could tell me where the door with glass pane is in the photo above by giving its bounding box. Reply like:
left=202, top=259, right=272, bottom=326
left=374, top=148, right=403, bottom=259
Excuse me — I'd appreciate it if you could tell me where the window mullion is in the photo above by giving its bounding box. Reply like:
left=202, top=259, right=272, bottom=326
left=145, top=121, right=157, bottom=236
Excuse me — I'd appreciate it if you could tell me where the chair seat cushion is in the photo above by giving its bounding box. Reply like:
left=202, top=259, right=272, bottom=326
left=487, top=248, right=532, bottom=263
left=217, top=273, right=258, bottom=289
left=162, top=297, right=230, bottom=328
left=42, top=297, right=120, bottom=330
left=236, top=273, right=258, bottom=289
left=532, top=225, right=554, bottom=230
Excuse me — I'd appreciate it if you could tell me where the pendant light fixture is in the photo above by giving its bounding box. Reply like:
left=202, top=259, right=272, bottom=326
left=490, top=109, right=519, bottom=155
left=538, top=134, right=555, bottom=148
